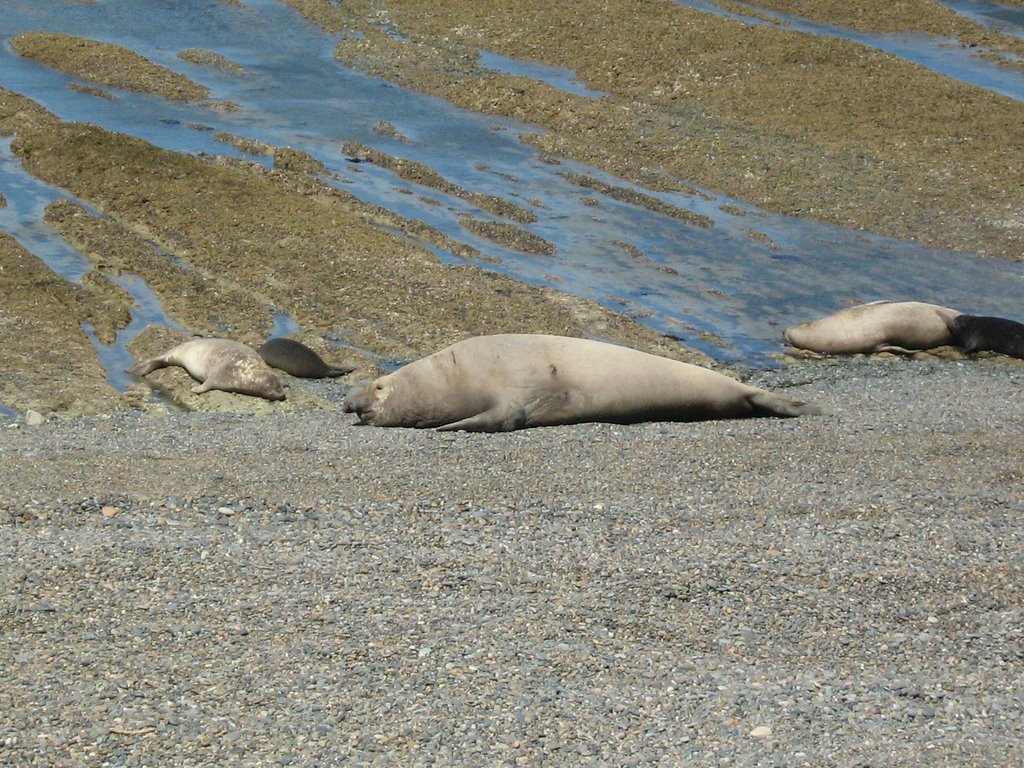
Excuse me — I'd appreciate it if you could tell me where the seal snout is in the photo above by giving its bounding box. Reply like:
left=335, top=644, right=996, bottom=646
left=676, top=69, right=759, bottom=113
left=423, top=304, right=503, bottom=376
left=782, top=324, right=806, bottom=347
left=343, top=384, right=377, bottom=422
left=344, top=403, right=375, bottom=425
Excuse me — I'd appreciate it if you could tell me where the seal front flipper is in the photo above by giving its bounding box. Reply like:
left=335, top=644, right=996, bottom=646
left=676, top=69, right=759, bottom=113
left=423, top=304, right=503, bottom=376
left=436, top=404, right=528, bottom=432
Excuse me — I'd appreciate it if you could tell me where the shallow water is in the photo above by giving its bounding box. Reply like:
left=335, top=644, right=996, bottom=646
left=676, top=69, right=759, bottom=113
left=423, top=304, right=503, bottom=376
left=1, top=0, right=1022, bottom=379
left=476, top=50, right=610, bottom=99
left=941, top=0, right=1024, bottom=40
left=0, top=138, right=95, bottom=281
left=0, top=138, right=195, bottom=392
left=83, top=275, right=191, bottom=392
left=675, top=0, right=1024, bottom=101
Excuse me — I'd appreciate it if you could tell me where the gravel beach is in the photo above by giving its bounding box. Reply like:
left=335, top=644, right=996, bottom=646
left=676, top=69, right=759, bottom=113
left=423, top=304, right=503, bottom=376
left=2, top=357, right=1022, bottom=766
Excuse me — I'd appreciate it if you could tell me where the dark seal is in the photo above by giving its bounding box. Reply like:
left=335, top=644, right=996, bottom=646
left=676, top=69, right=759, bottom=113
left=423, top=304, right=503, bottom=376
left=257, top=338, right=354, bottom=378
left=948, top=315, right=1024, bottom=359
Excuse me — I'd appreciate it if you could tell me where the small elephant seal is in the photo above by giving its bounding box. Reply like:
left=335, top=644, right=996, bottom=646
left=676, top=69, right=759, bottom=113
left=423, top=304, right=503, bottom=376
left=948, top=314, right=1024, bottom=359
left=127, top=338, right=286, bottom=401
left=783, top=300, right=962, bottom=354
left=342, top=333, right=824, bottom=431
left=257, top=337, right=354, bottom=378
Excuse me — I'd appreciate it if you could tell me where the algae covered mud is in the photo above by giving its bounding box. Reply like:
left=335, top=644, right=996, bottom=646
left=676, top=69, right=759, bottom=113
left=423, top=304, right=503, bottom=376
left=0, top=0, right=1022, bottom=417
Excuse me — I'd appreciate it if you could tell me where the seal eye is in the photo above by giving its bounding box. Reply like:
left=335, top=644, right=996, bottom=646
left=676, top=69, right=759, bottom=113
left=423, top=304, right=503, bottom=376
left=375, top=384, right=383, bottom=391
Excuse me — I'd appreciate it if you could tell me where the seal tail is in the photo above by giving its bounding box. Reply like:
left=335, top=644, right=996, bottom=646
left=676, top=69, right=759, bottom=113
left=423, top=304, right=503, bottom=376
left=125, top=358, right=165, bottom=377
left=747, top=391, right=829, bottom=418
left=324, top=365, right=356, bottom=378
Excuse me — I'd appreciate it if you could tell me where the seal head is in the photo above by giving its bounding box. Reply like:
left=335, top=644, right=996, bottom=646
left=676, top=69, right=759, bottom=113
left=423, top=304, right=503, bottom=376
left=948, top=314, right=1024, bottom=359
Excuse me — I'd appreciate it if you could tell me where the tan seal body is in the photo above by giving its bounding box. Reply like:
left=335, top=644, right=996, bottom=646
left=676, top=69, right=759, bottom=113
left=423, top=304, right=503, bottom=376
left=343, top=334, right=824, bottom=431
left=127, top=338, right=286, bottom=400
left=783, top=300, right=962, bottom=354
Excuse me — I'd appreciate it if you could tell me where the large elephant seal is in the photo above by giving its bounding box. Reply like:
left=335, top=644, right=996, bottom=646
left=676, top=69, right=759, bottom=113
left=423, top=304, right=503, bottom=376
left=127, top=338, right=286, bottom=401
left=342, top=334, right=824, bottom=431
left=257, top=337, right=354, bottom=378
left=783, top=300, right=962, bottom=354
left=948, top=314, right=1024, bottom=359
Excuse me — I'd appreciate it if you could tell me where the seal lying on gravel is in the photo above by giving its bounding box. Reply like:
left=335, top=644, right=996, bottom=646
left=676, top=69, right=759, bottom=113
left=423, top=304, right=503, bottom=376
left=948, top=314, right=1024, bottom=359
left=784, top=300, right=962, bottom=354
left=257, top=337, right=354, bottom=378
left=127, top=338, right=286, bottom=400
left=343, top=333, right=825, bottom=431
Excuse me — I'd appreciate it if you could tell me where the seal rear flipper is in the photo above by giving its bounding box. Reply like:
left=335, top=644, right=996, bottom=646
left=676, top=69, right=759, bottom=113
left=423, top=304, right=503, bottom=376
left=125, top=358, right=166, bottom=377
left=747, top=391, right=829, bottom=418
left=324, top=365, right=356, bottom=378
left=873, top=344, right=918, bottom=354
left=436, top=405, right=528, bottom=432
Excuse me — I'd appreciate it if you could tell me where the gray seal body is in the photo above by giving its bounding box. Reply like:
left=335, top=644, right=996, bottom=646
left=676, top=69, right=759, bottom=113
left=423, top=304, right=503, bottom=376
left=949, top=315, right=1024, bottom=359
left=257, top=337, right=353, bottom=378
